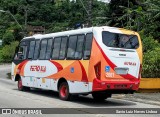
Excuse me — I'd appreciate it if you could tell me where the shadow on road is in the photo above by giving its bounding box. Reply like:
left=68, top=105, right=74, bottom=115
left=13, top=88, right=136, bottom=107
left=71, top=96, right=136, bottom=107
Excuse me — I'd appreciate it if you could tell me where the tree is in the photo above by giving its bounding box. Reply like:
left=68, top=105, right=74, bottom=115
left=142, top=0, right=160, bottom=40
left=142, top=48, right=160, bottom=78
left=108, top=0, right=144, bottom=28
left=2, top=30, right=15, bottom=45
left=0, top=41, right=18, bottom=62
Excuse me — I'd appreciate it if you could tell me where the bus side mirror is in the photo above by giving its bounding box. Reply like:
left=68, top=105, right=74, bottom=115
left=0, top=40, right=2, bottom=46
left=86, top=54, right=90, bottom=58
left=18, top=54, right=24, bottom=60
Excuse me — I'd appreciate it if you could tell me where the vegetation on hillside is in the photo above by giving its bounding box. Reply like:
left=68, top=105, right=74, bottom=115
left=0, top=0, right=159, bottom=77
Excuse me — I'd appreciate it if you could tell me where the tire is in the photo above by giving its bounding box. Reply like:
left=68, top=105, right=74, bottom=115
left=24, top=86, right=30, bottom=91
left=18, top=78, right=30, bottom=91
left=92, top=92, right=109, bottom=101
left=81, top=94, right=89, bottom=96
left=59, top=82, right=71, bottom=101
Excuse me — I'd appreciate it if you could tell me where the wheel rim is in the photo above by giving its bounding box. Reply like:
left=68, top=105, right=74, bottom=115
left=60, top=85, right=67, bottom=98
left=18, top=79, right=22, bottom=90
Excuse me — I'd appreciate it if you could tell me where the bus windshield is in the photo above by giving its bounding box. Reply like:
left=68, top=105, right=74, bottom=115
left=102, top=31, right=139, bottom=49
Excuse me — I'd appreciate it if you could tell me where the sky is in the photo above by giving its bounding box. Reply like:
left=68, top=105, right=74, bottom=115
left=70, top=0, right=111, bottom=3
left=97, top=0, right=111, bottom=3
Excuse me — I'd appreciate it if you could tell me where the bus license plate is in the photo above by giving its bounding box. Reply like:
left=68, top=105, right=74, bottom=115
left=114, top=67, right=129, bottom=75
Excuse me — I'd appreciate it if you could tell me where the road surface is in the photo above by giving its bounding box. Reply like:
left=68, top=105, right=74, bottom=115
left=0, top=64, right=159, bottom=117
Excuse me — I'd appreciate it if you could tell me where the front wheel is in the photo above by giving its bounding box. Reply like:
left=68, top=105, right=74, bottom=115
left=18, top=78, right=30, bottom=91
left=59, top=82, right=71, bottom=101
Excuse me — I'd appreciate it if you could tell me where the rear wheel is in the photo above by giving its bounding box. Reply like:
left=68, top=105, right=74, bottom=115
left=18, top=78, right=30, bottom=91
left=59, top=82, right=71, bottom=101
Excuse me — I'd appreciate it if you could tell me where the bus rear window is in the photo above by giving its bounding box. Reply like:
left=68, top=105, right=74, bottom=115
left=102, top=31, right=139, bottom=49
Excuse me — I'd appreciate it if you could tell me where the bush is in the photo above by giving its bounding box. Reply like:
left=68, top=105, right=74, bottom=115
left=0, top=41, right=19, bottom=63
left=140, top=34, right=159, bottom=52
left=140, top=34, right=160, bottom=78
left=142, top=48, right=160, bottom=78
left=2, top=30, right=15, bottom=45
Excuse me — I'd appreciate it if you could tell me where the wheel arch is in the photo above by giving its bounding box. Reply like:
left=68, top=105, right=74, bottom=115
left=15, top=74, right=21, bottom=81
left=57, top=78, right=68, bottom=90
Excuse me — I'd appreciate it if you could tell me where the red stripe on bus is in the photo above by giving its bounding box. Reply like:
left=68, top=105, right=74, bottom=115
left=17, top=60, right=28, bottom=70
left=49, top=60, right=63, bottom=72
left=78, top=61, right=88, bottom=82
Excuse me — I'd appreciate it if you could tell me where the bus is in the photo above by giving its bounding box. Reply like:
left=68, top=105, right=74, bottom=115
left=11, top=26, right=142, bottom=101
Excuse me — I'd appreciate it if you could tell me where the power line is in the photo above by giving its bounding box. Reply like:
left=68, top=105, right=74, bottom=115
left=79, top=0, right=89, bottom=15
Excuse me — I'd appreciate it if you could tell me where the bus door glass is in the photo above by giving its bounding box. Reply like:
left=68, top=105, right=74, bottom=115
left=14, top=41, right=29, bottom=60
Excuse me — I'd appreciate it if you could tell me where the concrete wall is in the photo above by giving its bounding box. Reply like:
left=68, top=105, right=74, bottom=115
left=138, top=78, right=160, bottom=92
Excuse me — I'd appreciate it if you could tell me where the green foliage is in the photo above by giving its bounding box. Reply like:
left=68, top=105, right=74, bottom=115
left=0, top=0, right=108, bottom=41
left=2, top=30, right=15, bottom=45
left=108, top=0, right=160, bottom=40
left=49, top=22, right=69, bottom=33
left=140, top=31, right=160, bottom=78
left=0, top=41, right=18, bottom=63
left=142, top=48, right=160, bottom=78
left=140, top=33, right=160, bottom=52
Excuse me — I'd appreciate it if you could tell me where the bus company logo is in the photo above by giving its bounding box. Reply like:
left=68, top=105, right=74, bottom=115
left=105, top=66, right=110, bottom=72
left=30, top=65, right=46, bottom=72
left=124, top=62, right=136, bottom=66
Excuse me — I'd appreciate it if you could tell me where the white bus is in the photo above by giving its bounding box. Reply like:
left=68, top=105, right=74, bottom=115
left=11, top=26, right=142, bottom=101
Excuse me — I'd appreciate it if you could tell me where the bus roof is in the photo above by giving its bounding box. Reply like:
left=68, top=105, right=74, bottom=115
left=22, top=26, right=136, bottom=40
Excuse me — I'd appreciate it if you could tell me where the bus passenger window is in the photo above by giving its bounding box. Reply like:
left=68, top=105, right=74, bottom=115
left=46, top=39, right=53, bottom=59
left=83, top=33, right=93, bottom=60
left=59, top=37, right=68, bottom=60
left=28, top=41, right=35, bottom=59
left=75, top=35, right=85, bottom=59
left=39, top=39, right=47, bottom=59
left=67, top=35, right=77, bottom=59
left=33, top=40, right=40, bottom=60
left=52, top=37, right=61, bottom=59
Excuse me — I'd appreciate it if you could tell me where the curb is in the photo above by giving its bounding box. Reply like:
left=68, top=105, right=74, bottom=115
left=139, top=78, right=160, bottom=93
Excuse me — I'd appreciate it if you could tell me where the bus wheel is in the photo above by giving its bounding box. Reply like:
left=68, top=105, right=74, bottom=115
left=18, top=78, right=30, bottom=91
left=59, top=82, right=70, bottom=101
left=92, top=92, right=108, bottom=101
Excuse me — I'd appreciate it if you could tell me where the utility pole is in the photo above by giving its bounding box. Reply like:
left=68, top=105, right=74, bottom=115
left=24, top=5, right=28, bottom=36
left=79, top=0, right=92, bottom=27
left=24, top=6, right=27, bottom=30
left=87, top=0, right=92, bottom=27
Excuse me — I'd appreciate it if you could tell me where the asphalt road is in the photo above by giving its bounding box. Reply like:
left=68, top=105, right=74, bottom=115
left=0, top=64, right=159, bottom=117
